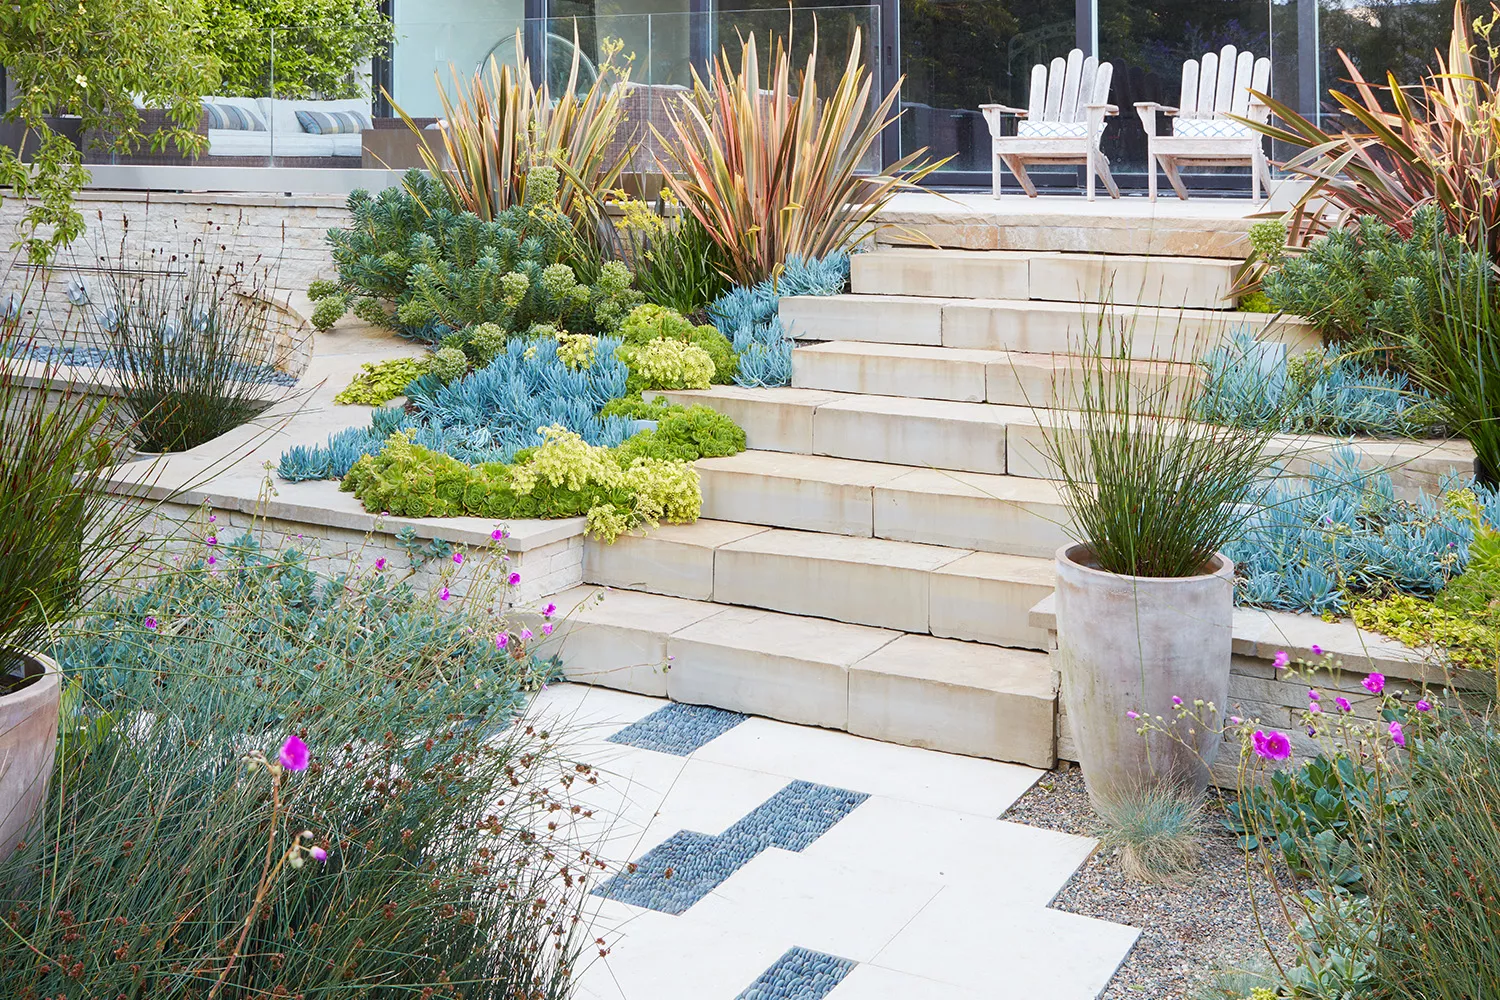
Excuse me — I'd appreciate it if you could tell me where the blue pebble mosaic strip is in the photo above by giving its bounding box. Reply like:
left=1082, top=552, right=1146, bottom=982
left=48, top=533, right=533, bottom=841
left=736, top=947, right=856, bottom=1000
left=606, top=702, right=747, bottom=756
left=593, top=780, right=869, bottom=914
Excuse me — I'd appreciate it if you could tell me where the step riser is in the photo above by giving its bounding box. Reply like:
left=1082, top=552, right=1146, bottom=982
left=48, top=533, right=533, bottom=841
left=781, top=296, right=1318, bottom=358
left=697, top=465, right=1071, bottom=558
left=811, top=404, right=1008, bottom=475
left=850, top=251, right=1237, bottom=309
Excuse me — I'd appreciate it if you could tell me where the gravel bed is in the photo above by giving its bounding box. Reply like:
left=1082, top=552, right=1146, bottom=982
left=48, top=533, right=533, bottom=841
left=1003, top=765, right=1297, bottom=1000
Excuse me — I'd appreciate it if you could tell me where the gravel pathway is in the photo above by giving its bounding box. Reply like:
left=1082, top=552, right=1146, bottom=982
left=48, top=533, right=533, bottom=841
left=1003, top=765, right=1297, bottom=999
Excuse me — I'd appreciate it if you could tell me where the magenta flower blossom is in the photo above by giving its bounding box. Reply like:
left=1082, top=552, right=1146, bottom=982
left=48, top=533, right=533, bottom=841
left=144, top=616, right=158, bottom=630
left=495, top=633, right=509, bottom=649
left=1311, top=644, right=1323, bottom=656
left=507, top=572, right=521, bottom=586
left=1252, top=730, right=1292, bottom=761
left=1171, top=696, right=1183, bottom=706
left=543, top=603, right=556, bottom=618
left=1362, top=672, right=1385, bottom=695
left=208, top=514, right=216, bottom=523
left=440, top=586, right=450, bottom=601
left=1389, top=720, right=1406, bottom=747
left=279, top=735, right=309, bottom=771
left=206, top=535, right=217, bottom=546
left=1273, top=650, right=1290, bottom=670
left=1309, top=702, right=1322, bottom=714
left=1335, top=696, right=1352, bottom=712
left=1229, top=716, right=1242, bottom=725
left=520, top=627, right=533, bottom=641
left=453, top=552, right=464, bottom=565
left=541, top=623, right=554, bottom=636
left=1126, top=710, right=1140, bottom=719
left=491, top=527, right=509, bottom=541
left=1416, top=699, right=1432, bottom=712
left=1308, top=690, right=1320, bottom=701
left=206, top=555, right=217, bottom=566
left=375, top=557, right=387, bottom=571
left=311, top=846, right=328, bottom=862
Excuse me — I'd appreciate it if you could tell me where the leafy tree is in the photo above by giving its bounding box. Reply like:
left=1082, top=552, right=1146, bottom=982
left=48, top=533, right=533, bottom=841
left=202, top=0, right=393, bottom=99
left=0, top=0, right=217, bottom=262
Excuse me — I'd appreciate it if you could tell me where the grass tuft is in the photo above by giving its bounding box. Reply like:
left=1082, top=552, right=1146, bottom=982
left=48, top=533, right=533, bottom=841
left=1095, top=784, right=1204, bottom=883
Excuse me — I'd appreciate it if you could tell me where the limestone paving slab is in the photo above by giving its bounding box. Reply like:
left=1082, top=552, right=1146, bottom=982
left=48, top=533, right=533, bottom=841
left=929, top=551, right=1058, bottom=650
left=583, top=519, right=769, bottom=601
left=654, top=385, right=845, bottom=454
left=1027, top=252, right=1238, bottom=309
left=873, top=467, right=1070, bottom=556
left=811, top=393, right=1013, bottom=473
left=847, top=634, right=1057, bottom=767
left=793, top=340, right=998, bottom=401
left=849, top=247, right=1032, bottom=300
left=780, top=293, right=949, bottom=346
left=713, top=528, right=971, bottom=633
left=695, top=450, right=912, bottom=536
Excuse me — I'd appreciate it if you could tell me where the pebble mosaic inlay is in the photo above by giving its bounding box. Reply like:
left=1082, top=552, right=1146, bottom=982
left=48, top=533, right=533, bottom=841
left=593, top=780, right=869, bottom=915
left=605, top=702, right=747, bottom=757
left=735, top=947, right=857, bottom=1000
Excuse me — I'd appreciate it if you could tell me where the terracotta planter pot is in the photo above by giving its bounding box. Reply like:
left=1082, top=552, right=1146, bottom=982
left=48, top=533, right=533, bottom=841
left=1053, top=544, right=1234, bottom=808
left=0, top=652, right=60, bottom=859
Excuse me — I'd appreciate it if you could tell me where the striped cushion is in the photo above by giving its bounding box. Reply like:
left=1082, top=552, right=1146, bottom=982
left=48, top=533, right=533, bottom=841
left=294, top=109, right=372, bottom=135
left=1017, top=120, right=1091, bottom=138
left=201, top=102, right=266, bottom=131
left=1172, top=117, right=1253, bottom=138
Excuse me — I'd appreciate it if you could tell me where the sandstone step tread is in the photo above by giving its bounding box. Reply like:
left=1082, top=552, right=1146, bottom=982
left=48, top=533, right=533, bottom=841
left=533, top=585, right=1058, bottom=766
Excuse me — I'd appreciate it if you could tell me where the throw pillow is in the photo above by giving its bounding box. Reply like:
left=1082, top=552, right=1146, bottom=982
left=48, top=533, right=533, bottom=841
left=201, top=101, right=267, bottom=131
left=294, top=109, right=372, bottom=135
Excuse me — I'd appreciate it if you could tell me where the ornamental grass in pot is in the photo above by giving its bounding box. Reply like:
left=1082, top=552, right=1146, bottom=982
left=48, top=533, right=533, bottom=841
left=0, top=279, right=146, bottom=858
left=1036, top=315, right=1287, bottom=807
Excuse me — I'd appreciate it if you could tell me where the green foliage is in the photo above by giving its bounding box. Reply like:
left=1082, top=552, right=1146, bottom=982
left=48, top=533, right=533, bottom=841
left=333, top=357, right=427, bottom=405
left=6, top=537, right=587, bottom=998
left=1350, top=593, right=1499, bottom=672
left=1440, top=526, right=1500, bottom=615
left=323, top=167, right=639, bottom=341
left=618, top=303, right=737, bottom=383
left=201, top=0, right=393, bottom=99
left=1236, top=291, right=1274, bottom=313
left=1261, top=208, right=1486, bottom=363
left=619, top=337, right=716, bottom=394
left=0, top=0, right=215, bottom=262
left=342, top=425, right=702, bottom=541
left=614, top=404, right=747, bottom=463
left=428, top=345, right=470, bottom=384
left=613, top=206, right=733, bottom=315
left=466, top=321, right=510, bottom=365
left=310, top=291, right=349, bottom=330
left=600, top=394, right=674, bottom=421
left=1248, top=219, right=1289, bottom=267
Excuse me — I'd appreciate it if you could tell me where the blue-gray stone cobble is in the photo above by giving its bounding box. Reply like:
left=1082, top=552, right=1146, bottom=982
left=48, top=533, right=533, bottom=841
left=606, top=702, right=748, bottom=757
left=735, top=947, right=857, bottom=1000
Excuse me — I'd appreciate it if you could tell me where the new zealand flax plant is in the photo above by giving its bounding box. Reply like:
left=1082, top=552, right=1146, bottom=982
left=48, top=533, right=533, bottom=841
left=654, top=29, right=946, bottom=287
left=1245, top=2, right=1500, bottom=257
left=395, top=27, right=633, bottom=225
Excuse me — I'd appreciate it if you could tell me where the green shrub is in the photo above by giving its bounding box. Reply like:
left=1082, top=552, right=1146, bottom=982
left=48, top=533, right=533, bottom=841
left=343, top=426, right=702, bottom=541
left=321, top=167, right=640, bottom=340
left=3, top=537, right=587, bottom=998
left=620, top=338, right=716, bottom=393
left=600, top=394, right=675, bottom=421
left=333, top=356, right=428, bottom=405
left=611, top=201, right=732, bottom=315
left=616, top=404, right=747, bottom=463
left=618, top=303, right=737, bottom=383
left=1350, top=593, right=1499, bottom=672
left=427, top=344, right=470, bottom=383
left=203, top=0, right=393, bottom=99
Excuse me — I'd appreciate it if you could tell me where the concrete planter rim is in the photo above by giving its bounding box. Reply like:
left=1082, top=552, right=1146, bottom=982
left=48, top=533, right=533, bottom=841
left=4, top=649, right=61, bottom=708
left=1056, top=542, right=1234, bottom=585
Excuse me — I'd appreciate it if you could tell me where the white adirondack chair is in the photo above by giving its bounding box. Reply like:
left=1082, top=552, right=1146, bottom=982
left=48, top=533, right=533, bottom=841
left=980, top=49, right=1119, bottom=201
left=1134, top=44, right=1272, bottom=200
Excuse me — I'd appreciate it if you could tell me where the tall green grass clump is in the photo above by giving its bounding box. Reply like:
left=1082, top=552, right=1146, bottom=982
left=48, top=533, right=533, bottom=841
left=0, top=532, right=593, bottom=998
left=100, top=240, right=306, bottom=452
left=1036, top=315, right=1287, bottom=577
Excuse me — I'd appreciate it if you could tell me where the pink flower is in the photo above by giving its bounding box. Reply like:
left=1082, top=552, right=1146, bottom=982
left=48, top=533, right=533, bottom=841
left=440, top=586, right=450, bottom=601
left=208, top=514, right=216, bottom=523
left=453, top=552, right=464, bottom=565
left=206, top=555, right=217, bottom=566
left=495, top=633, right=509, bottom=649
left=1309, top=702, right=1322, bottom=714
left=1311, top=644, right=1323, bottom=656
left=1416, top=699, right=1432, bottom=712
left=1335, top=696, right=1352, bottom=712
left=507, top=572, right=521, bottom=586
left=206, top=535, right=217, bottom=546
left=1308, top=690, right=1320, bottom=701
left=1126, top=710, right=1140, bottom=719
left=311, top=846, right=328, bottom=862
left=543, top=603, right=556, bottom=618
left=1362, top=672, right=1385, bottom=695
left=541, top=623, right=554, bottom=636
left=1273, top=650, right=1290, bottom=670
left=144, top=616, right=158, bottom=630
left=375, top=558, right=387, bottom=571
left=1389, top=720, right=1406, bottom=747
left=279, top=735, right=309, bottom=771
left=1171, top=696, right=1183, bottom=706
left=520, top=627, right=533, bottom=641
left=1252, top=730, right=1292, bottom=761
left=491, top=527, right=508, bottom=541
left=1229, top=716, right=1242, bottom=725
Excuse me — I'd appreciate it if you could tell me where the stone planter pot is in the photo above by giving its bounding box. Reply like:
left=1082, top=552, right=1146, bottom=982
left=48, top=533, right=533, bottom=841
left=0, top=651, right=61, bottom=859
left=1053, top=543, right=1234, bottom=808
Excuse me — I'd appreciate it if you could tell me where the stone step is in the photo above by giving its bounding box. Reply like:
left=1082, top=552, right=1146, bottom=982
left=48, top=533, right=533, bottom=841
left=526, top=585, right=1059, bottom=767
left=790, top=341, right=1194, bottom=407
left=584, top=520, right=1056, bottom=649
left=779, top=294, right=1319, bottom=358
left=850, top=248, right=1240, bottom=309
left=687, top=450, right=1072, bottom=557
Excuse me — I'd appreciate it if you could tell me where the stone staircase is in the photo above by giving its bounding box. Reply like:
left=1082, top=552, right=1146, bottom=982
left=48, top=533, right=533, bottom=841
left=530, top=245, right=1325, bottom=769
